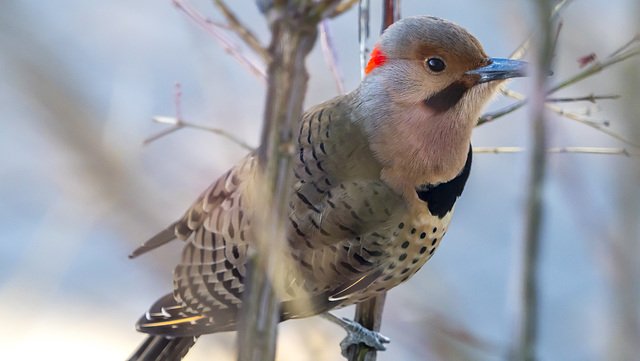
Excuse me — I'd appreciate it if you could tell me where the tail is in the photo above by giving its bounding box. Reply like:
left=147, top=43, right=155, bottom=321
left=129, top=221, right=180, bottom=259
left=127, top=335, right=198, bottom=361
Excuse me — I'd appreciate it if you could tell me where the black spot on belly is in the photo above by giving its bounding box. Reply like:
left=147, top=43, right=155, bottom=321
left=416, top=145, right=472, bottom=219
left=423, top=81, right=469, bottom=113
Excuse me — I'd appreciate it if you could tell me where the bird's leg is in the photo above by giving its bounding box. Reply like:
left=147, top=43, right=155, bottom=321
left=321, top=312, right=391, bottom=358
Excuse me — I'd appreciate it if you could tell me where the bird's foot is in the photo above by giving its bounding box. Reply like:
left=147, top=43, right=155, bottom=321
left=321, top=312, right=390, bottom=358
left=338, top=317, right=391, bottom=357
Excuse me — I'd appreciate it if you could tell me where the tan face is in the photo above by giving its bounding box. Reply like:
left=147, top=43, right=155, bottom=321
left=369, top=16, right=492, bottom=108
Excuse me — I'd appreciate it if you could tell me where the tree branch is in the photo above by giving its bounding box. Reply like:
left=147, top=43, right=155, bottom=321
left=212, top=0, right=271, bottom=63
left=237, top=2, right=319, bottom=360
left=173, top=0, right=267, bottom=83
left=545, top=94, right=620, bottom=103
left=346, top=294, right=387, bottom=361
left=508, top=0, right=554, bottom=359
left=349, top=3, right=399, bottom=360
left=323, top=0, right=360, bottom=18
left=320, top=20, right=346, bottom=94
left=473, top=146, right=636, bottom=156
left=358, top=0, right=370, bottom=79
left=144, top=116, right=254, bottom=150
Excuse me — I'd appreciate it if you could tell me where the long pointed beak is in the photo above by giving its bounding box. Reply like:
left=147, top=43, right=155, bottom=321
left=466, top=58, right=528, bottom=84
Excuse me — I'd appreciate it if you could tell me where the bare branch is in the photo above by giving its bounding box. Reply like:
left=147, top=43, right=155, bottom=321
left=237, top=4, right=319, bottom=360
left=347, top=294, right=387, bottom=361
left=212, top=0, right=271, bottom=62
left=474, top=146, right=636, bottom=156
left=543, top=102, right=607, bottom=125
left=509, top=0, right=573, bottom=60
left=347, top=3, right=398, bottom=360
left=320, top=20, right=346, bottom=94
left=142, top=82, right=253, bottom=149
left=477, top=100, right=526, bottom=126
left=608, top=33, right=639, bottom=59
left=545, top=94, right=620, bottom=103
left=324, top=0, right=360, bottom=18
left=482, top=87, right=639, bottom=149
left=548, top=44, right=640, bottom=93
left=510, top=34, right=532, bottom=60
left=144, top=116, right=254, bottom=150
left=312, top=0, right=346, bottom=19
left=508, top=0, right=555, bottom=359
left=551, top=20, right=563, bottom=59
left=143, top=124, right=183, bottom=145
left=358, top=0, right=370, bottom=79
left=381, top=0, right=400, bottom=32
left=173, top=0, right=267, bottom=83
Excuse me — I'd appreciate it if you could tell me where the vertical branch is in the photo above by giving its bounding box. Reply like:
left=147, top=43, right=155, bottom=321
left=358, top=0, right=370, bottom=79
left=349, top=3, right=399, bottom=361
left=320, top=20, right=346, bottom=94
left=237, top=2, right=318, bottom=361
left=607, top=11, right=640, bottom=358
left=346, top=294, right=387, bottom=361
left=509, top=1, right=554, bottom=360
left=381, top=0, right=400, bottom=31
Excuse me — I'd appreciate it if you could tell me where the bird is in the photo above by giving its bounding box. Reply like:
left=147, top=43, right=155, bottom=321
left=128, top=15, right=527, bottom=360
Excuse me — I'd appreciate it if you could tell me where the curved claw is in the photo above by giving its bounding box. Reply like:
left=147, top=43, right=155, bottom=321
left=338, top=317, right=391, bottom=358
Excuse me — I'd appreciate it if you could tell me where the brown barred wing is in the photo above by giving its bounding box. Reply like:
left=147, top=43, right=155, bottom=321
left=172, top=156, right=255, bottom=333
left=136, top=155, right=256, bottom=336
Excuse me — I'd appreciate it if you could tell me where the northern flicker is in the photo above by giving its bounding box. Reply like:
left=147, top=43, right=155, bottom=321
left=128, top=15, right=527, bottom=360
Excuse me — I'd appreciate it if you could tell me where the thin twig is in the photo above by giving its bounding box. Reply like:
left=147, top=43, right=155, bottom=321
left=545, top=94, right=620, bottom=103
left=508, top=0, right=572, bottom=60
left=142, top=83, right=254, bottom=149
left=510, top=33, right=532, bottom=60
left=543, top=102, right=610, bottom=127
left=509, top=0, right=554, bottom=359
left=473, top=146, right=635, bottom=156
left=550, top=20, right=563, bottom=60
left=548, top=48, right=640, bottom=94
left=607, top=33, right=639, bottom=59
left=552, top=0, right=573, bottom=16
left=212, top=0, right=271, bottom=62
left=144, top=116, right=254, bottom=150
left=501, top=89, right=605, bottom=123
left=320, top=20, right=346, bottom=94
left=326, top=0, right=361, bottom=18
left=477, top=101, right=526, bottom=125
left=381, top=0, right=400, bottom=32
left=173, top=0, right=267, bottom=83
left=312, top=0, right=345, bottom=19
left=358, top=0, right=370, bottom=79
left=143, top=124, right=182, bottom=145
left=144, top=113, right=256, bottom=149
left=484, top=87, right=638, bottom=148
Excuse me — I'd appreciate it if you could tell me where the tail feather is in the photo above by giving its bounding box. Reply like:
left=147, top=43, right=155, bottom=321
left=129, top=222, right=179, bottom=259
left=128, top=335, right=198, bottom=361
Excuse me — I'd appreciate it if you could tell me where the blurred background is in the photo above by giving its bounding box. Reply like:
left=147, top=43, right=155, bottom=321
left=1, top=0, right=639, bottom=360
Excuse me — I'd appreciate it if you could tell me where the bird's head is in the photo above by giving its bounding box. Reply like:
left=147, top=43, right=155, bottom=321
left=362, top=15, right=527, bottom=118
left=351, top=16, right=527, bottom=193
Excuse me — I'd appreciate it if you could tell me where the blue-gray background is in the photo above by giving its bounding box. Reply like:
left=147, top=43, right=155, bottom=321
left=1, top=1, right=639, bottom=360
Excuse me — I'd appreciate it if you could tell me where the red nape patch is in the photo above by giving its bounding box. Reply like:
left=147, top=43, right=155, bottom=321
left=365, top=46, right=387, bottom=75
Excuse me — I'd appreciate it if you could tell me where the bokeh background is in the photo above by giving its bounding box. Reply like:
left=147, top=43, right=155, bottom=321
left=1, top=1, right=639, bottom=360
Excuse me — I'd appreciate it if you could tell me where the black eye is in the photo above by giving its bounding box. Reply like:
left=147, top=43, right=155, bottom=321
left=426, top=58, right=446, bottom=72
